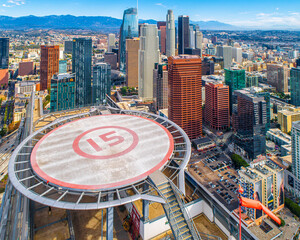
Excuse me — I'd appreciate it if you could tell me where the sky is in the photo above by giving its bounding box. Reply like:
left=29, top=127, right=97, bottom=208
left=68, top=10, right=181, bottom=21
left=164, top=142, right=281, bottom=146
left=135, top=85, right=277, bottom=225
left=1, top=0, right=300, bottom=28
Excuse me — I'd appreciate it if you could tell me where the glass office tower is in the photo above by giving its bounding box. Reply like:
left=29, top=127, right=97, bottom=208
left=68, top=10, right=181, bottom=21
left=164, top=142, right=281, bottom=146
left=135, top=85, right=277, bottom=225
left=0, top=38, right=9, bottom=69
left=92, top=63, right=111, bottom=105
left=72, top=38, right=92, bottom=106
left=119, top=8, right=138, bottom=72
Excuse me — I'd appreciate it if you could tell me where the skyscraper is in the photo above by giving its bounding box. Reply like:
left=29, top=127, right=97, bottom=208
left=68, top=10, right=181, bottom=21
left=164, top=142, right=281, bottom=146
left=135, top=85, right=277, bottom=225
left=232, top=47, right=242, bottom=64
left=166, top=10, right=175, bottom=57
left=138, top=24, right=160, bottom=100
left=64, top=41, right=73, bottom=54
left=195, top=30, right=203, bottom=57
left=40, top=45, right=59, bottom=90
left=189, top=25, right=195, bottom=49
left=119, top=8, right=139, bottom=72
left=126, top=38, right=139, bottom=88
left=292, top=121, right=300, bottom=180
left=204, top=82, right=230, bottom=130
left=168, top=55, right=202, bottom=139
left=92, top=63, right=111, bottom=105
left=223, top=46, right=233, bottom=69
left=233, top=90, right=267, bottom=159
left=267, top=64, right=289, bottom=93
left=107, top=33, right=116, bottom=52
left=0, top=38, right=9, bottom=69
left=72, top=38, right=92, bottom=106
left=50, top=73, right=75, bottom=112
left=290, top=67, right=300, bottom=106
left=159, top=26, right=166, bottom=55
left=153, top=63, right=168, bottom=110
left=225, top=68, right=246, bottom=114
left=178, top=16, right=189, bottom=55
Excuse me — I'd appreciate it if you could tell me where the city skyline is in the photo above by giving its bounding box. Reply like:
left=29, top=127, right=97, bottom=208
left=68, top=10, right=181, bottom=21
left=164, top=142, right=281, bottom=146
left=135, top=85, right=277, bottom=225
left=1, top=0, right=300, bottom=29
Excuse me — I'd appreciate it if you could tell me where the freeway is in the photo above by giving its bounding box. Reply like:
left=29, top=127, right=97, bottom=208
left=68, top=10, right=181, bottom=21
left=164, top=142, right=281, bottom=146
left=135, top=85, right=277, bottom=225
left=0, top=134, right=17, bottom=181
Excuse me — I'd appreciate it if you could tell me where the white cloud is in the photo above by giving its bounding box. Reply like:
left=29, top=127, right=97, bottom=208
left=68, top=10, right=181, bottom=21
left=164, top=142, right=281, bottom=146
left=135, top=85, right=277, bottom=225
left=155, top=3, right=167, bottom=8
left=2, top=0, right=25, bottom=7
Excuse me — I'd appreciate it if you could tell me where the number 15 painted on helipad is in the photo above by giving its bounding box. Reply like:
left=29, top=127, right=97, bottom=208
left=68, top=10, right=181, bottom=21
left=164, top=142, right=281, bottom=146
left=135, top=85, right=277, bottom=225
left=87, top=131, right=124, bottom=152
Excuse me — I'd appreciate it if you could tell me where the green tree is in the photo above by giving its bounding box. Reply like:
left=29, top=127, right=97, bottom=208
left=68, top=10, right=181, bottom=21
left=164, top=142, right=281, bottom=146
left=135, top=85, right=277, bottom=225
left=230, top=154, right=249, bottom=169
left=285, top=197, right=300, bottom=217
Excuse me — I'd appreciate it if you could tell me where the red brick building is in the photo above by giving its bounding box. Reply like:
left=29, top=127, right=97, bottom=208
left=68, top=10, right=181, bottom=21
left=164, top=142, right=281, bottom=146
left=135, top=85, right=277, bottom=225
left=168, top=55, right=202, bottom=140
left=204, top=82, right=230, bottom=130
left=40, top=45, right=59, bottom=90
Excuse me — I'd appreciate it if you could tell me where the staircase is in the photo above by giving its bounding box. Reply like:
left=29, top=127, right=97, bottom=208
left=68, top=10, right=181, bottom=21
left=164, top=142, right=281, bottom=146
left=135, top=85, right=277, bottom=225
left=150, top=171, right=201, bottom=240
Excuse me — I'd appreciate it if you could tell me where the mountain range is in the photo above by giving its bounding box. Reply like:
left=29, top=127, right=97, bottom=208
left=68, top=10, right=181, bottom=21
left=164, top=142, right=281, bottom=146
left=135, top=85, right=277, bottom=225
left=0, top=15, right=237, bottom=32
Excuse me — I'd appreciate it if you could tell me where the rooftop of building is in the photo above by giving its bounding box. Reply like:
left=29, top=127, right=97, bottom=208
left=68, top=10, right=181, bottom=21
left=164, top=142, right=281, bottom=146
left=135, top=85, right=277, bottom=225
left=267, top=128, right=291, bottom=142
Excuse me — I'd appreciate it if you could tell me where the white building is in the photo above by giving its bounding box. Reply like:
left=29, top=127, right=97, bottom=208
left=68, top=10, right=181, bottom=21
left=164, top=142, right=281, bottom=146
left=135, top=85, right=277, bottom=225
left=292, top=121, right=300, bottom=180
left=166, top=10, right=175, bottom=57
left=138, top=24, right=160, bottom=100
left=108, top=33, right=116, bottom=52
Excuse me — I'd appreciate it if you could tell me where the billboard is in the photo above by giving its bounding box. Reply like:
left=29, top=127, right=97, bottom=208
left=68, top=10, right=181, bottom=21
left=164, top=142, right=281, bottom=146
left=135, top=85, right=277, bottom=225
left=254, top=179, right=263, bottom=219
left=267, top=175, right=274, bottom=211
left=277, top=170, right=284, bottom=206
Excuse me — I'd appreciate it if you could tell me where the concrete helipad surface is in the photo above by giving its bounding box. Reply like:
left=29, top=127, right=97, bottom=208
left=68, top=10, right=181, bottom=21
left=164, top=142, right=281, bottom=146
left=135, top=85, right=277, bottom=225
left=31, top=114, right=174, bottom=190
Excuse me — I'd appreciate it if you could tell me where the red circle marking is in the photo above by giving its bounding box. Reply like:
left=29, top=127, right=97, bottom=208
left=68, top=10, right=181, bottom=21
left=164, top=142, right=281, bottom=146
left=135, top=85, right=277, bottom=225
left=30, top=114, right=174, bottom=190
left=72, top=126, right=139, bottom=159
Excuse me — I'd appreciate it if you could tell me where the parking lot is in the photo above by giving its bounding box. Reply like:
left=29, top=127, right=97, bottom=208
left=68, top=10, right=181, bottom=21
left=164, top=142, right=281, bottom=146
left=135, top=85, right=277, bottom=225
left=188, top=149, right=239, bottom=212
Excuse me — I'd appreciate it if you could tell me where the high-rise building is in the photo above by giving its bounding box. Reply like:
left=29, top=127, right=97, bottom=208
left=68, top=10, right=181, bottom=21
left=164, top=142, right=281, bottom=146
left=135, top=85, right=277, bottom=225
left=64, top=41, right=73, bottom=54
left=159, top=26, right=166, bottom=55
left=189, top=25, right=195, bottom=49
left=119, top=8, right=139, bottom=72
left=292, top=121, right=300, bottom=180
left=166, top=10, right=175, bottom=57
left=223, top=46, right=232, bottom=69
left=296, top=58, right=300, bottom=67
left=225, top=68, right=246, bottom=114
left=204, top=82, right=230, bottom=130
left=18, top=61, right=34, bottom=76
left=50, top=73, right=75, bottom=112
left=157, top=21, right=166, bottom=29
left=216, top=46, right=223, bottom=57
left=153, top=63, right=168, bottom=110
left=168, top=55, right=202, bottom=139
left=246, top=73, right=259, bottom=88
left=233, top=90, right=267, bottom=159
left=40, top=45, right=59, bottom=90
left=288, top=50, right=299, bottom=59
left=59, top=60, right=67, bottom=74
left=202, top=58, right=214, bottom=75
left=232, top=47, right=242, bottom=64
left=195, top=30, right=203, bottom=57
left=278, top=106, right=300, bottom=133
left=72, top=38, right=92, bottom=106
left=267, top=64, right=289, bottom=93
left=108, top=34, right=116, bottom=52
left=92, top=63, right=111, bottom=105
left=239, top=160, right=284, bottom=220
left=0, top=38, right=9, bottom=69
left=211, top=36, right=217, bottom=44
left=178, top=16, right=189, bottom=55
left=138, top=24, right=160, bottom=100
left=290, top=67, right=300, bottom=106
left=104, top=52, right=118, bottom=70
left=126, top=38, right=140, bottom=88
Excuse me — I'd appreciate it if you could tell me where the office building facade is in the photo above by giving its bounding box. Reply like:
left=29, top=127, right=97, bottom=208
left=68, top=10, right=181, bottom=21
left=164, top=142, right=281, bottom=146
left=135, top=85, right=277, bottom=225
left=153, top=63, right=168, bottom=110
left=225, top=68, right=246, bottom=114
left=0, top=38, right=9, bottom=69
left=64, top=41, right=73, bottom=54
left=59, top=60, right=67, bottom=74
left=292, top=121, right=300, bottom=180
left=233, top=90, right=267, bottom=159
left=178, top=16, right=189, bottom=55
left=104, top=52, right=118, bottom=70
left=291, top=67, right=300, bottom=106
left=119, top=8, right=139, bottom=72
left=168, top=55, right=202, bottom=139
left=126, top=38, right=139, bottom=88
left=72, top=38, right=92, bottom=106
left=40, top=45, right=59, bottom=90
left=138, top=24, right=160, bottom=100
left=92, top=63, right=111, bottom=105
left=204, top=82, right=230, bottom=130
left=166, top=10, right=175, bottom=57
left=267, top=64, right=289, bottom=93
left=108, top=33, right=116, bottom=52
left=50, top=73, right=75, bottom=112
left=19, top=61, right=34, bottom=76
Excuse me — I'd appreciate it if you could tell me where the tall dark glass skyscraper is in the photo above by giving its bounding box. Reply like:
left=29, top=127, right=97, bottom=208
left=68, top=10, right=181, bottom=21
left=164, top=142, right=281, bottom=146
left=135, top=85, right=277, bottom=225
left=72, top=38, right=92, bottom=106
left=92, top=63, right=111, bottom=105
left=119, top=8, right=138, bottom=72
left=178, top=16, right=189, bottom=55
left=0, top=38, right=9, bottom=69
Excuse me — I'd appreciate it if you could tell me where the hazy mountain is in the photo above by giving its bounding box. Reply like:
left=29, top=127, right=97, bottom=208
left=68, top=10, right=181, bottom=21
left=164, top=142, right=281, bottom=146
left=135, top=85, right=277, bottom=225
left=0, top=15, right=238, bottom=32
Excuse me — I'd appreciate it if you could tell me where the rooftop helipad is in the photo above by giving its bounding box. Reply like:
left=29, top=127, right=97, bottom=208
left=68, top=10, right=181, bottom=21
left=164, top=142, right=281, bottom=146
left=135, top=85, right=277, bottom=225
left=31, top=114, right=174, bottom=190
